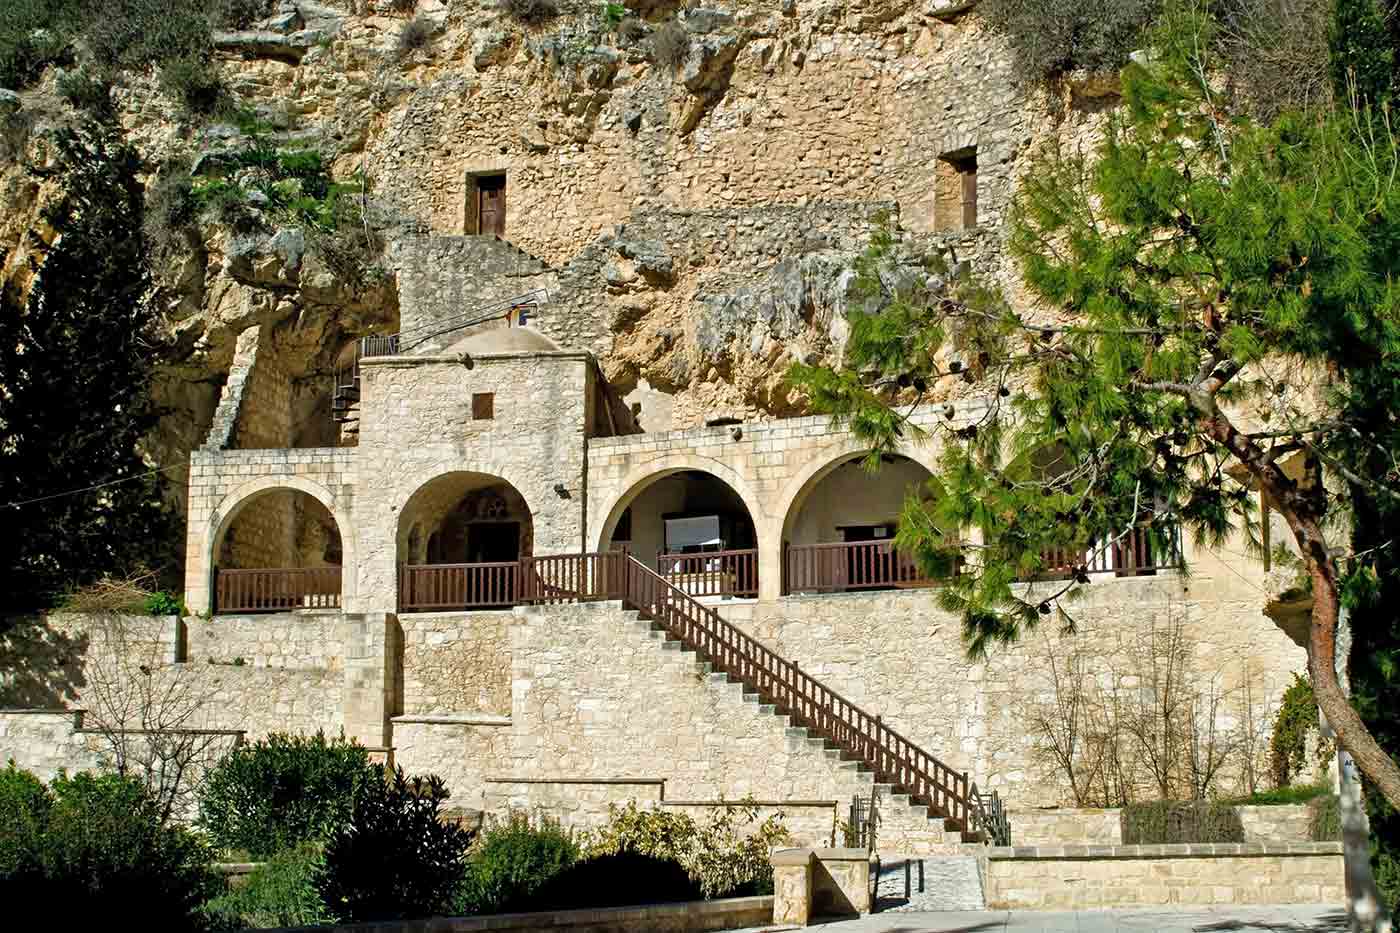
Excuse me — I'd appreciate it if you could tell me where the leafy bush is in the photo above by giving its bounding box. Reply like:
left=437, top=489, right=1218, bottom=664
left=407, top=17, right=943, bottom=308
left=499, top=0, right=559, bottom=25
left=1120, top=800, right=1245, bottom=845
left=216, top=0, right=275, bottom=29
left=649, top=19, right=689, bottom=69
left=0, top=0, right=84, bottom=89
left=525, top=852, right=700, bottom=910
left=201, top=844, right=331, bottom=929
left=396, top=15, right=435, bottom=59
left=198, top=731, right=378, bottom=859
left=0, top=767, right=218, bottom=928
left=584, top=800, right=789, bottom=900
left=317, top=768, right=472, bottom=922
left=979, top=0, right=1160, bottom=82
left=145, top=589, right=187, bottom=616
left=1308, top=794, right=1341, bottom=841
left=158, top=57, right=226, bottom=115
left=1270, top=673, right=1320, bottom=787
left=56, top=69, right=116, bottom=120
left=457, top=811, right=579, bottom=914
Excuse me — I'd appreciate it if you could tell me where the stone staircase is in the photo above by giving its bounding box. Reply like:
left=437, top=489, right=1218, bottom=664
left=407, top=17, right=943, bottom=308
left=615, top=606, right=975, bottom=855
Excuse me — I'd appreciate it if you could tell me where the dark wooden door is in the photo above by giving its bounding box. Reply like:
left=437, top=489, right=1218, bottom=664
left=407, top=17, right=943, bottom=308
left=477, top=175, right=506, bottom=236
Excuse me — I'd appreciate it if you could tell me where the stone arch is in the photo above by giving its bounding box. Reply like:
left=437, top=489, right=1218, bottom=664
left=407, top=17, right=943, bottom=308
left=593, top=453, right=767, bottom=555
left=773, top=439, right=942, bottom=542
left=396, top=470, right=538, bottom=565
left=205, top=475, right=357, bottom=608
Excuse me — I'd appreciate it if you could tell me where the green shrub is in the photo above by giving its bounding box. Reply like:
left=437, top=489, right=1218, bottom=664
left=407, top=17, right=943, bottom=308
left=159, top=57, right=226, bottom=115
left=1224, top=782, right=1328, bottom=806
left=145, top=589, right=187, bottom=616
left=522, top=852, right=700, bottom=910
left=649, top=19, right=689, bottom=70
left=1269, top=673, right=1320, bottom=788
left=979, top=0, right=1160, bottom=83
left=499, top=0, right=558, bottom=25
left=215, top=0, right=275, bottom=29
left=1309, top=794, right=1342, bottom=842
left=318, top=768, right=472, bottom=922
left=0, top=768, right=218, bottom=928
left=201, top=844, right=331, bottom=929
left=197, top=731, right=378, bottom=859
left=457, top=811, right=579, bottom=914
left=0, top=0, right=84, bottom=90
left=56, top=69, right=116, bottom=119
left=395, top=15, right=435, bottom=59
left=1120, top=800, right=1245, bottom=845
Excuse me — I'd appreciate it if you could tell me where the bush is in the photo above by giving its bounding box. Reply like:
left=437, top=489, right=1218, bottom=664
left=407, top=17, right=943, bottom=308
left=56, top=69, right=116, bottom=120
left=1269, top=673, right=1320, bottom=788
left=0, top=767, right=218, bottom=929
left=979, top=0, right=1160, bottom=83
left=1224, top=782, right=1328, bottom=806
left=525, top=852, right=700, bottom=910
left=0, top=0, right=83, bottom=90
left=145, top=589, right=187, bottom=616
left=457, top=811, right=580, bottom=914
left=649, top=19, right=689, bottom=70
left=395, top=15, right=435, bottom=59
left=159, top=57, right=226, bottom=115
left=215, top=0, right=275, bottom=29
left=197, top=731, right=379, bottom=859
left=1309, top=794, right=1341, bottom=841
left=201, top=844, right=331, bottom=929
left=1120, top=800, right=1246, bottom=845
left=317, top=768, right=472, bottom=922
left=499, top=0, right=558, bottom=25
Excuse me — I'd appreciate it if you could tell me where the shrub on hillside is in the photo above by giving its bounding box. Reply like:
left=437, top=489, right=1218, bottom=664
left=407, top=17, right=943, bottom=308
left=1120, top=800, right=1245, bottom=845
left=201, top=844, right=331, bottom=929
left=457, top=811, right=580, bottom=914
left=317, top=768, right=472, bottom=922
left=198, top=731, right=379, bottom=859
left=979, top=0, right=1160, bottom=82
left=395, top=15, right=436, bottom=59
left=159, top=57, right=227, bottom=115
left=499, top=0, right=558, bottom=25
left=649, top=19, right=689, bottom=70
left=0, top=767, right=218, bottom=929
left=56, top=69, right=116, bottom=120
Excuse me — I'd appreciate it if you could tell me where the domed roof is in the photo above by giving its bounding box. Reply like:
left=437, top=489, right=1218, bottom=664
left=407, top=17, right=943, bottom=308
left=446, top=326, right=559, bottom=355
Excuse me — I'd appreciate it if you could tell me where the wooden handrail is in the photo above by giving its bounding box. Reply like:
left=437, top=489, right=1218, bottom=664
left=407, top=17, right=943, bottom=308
left=215, top=567, right=342, bottom=614
left=619, top=554, right=1003, bottom=840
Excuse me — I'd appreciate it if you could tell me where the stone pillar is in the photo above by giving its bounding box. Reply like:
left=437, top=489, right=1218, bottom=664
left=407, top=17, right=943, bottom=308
left=339, top=612, right=401, bottom=750
left=771, top=848, right=815, bottom=926
left=758, top=519, right=784, bottom=603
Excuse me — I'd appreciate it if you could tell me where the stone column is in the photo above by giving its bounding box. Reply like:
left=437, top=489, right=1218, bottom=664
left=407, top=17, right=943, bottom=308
left=339, top=612, right=401, bottom=751
left=758, top=518, right=785, bottom=603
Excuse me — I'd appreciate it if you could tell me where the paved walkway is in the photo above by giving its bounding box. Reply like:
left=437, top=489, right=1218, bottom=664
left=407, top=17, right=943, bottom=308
left=748, top=905, right=1349, bottom=932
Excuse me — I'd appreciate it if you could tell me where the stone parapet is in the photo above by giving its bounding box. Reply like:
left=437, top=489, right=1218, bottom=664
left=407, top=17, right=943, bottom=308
left=983, top=843, right=1344, bottom=909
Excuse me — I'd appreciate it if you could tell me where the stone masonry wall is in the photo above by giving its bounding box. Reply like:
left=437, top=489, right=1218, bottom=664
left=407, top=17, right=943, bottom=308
left=1011, top=805, right=1316, bottom=846
left=400, top=611, right=513, bottom=716
left=354, top=353, right=590, bottom=613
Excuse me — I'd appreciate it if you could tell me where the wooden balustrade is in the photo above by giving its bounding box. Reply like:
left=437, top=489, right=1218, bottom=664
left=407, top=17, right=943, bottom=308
left=621, top=555, right=997, bottom=840
left=215, top=567, right=342, bottom=614
left=520, top=551, right=626, bottom=604
left=1036, top=523, right=1183, bottom=579
left=655, top=549, right=758, bottom=598
left=784, top=539, right=936, bottom=595
left=399, top=562, right=519, bottom=611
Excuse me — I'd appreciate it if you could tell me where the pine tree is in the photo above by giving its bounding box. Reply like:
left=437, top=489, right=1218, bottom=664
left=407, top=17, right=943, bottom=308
left=791, top=2, right=1400, bottom=827
left=0, top=120, right=175, bottom=608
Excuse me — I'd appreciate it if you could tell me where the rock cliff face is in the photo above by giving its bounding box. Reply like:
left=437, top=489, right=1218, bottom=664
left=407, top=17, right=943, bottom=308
left=0, top=0, right=1100, bottom=519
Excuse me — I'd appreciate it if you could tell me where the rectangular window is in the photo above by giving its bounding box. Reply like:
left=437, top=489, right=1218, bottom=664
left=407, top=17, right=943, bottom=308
left=472, top=392, right=495, bottom=420
left=934, top=148, right=978, bottom=232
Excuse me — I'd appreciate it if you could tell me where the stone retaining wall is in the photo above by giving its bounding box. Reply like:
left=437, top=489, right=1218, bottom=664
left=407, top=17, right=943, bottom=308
left=983, top=843, right=1344, bottom=909
left=1011, top=803, right=1318, bottom=846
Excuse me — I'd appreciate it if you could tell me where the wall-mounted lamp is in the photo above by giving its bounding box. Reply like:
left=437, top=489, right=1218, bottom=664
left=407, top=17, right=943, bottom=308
left=457, top=353, right=475, bottom=370
left=553, top=483, right=571, bottom=499
left=730, top=426, right=743, bottom=441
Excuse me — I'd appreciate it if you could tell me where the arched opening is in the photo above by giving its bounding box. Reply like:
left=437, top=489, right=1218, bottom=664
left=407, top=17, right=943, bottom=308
left=781, top=453, right=951, bottom=594
left=397, top=472, right=535, bottom=611
left=602, top=469, right=759, bottom=599
left=213, top=488, right=344, bottom=613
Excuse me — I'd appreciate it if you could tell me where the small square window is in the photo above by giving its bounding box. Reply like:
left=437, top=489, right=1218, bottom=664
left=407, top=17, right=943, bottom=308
left=472, top=392, right=495, bottom=420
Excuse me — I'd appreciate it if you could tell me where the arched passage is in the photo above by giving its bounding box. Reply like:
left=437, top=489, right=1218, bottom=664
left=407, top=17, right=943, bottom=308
left=780, top=452, right=950, bottom=594
left=208, top=480, right=351, bottom=613
left=600, top=468, right=760, bottom=598
left=396, top=471, right=535, bottom=610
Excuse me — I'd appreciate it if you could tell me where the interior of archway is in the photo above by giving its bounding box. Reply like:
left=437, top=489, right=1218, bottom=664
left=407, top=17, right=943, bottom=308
left=398, top=472, right=534, bottom=565
left=784, top=454, right=937, bottom=547
left=218, top=490, right=343, bottom=569
left=606, top=470, right=756, bottom=568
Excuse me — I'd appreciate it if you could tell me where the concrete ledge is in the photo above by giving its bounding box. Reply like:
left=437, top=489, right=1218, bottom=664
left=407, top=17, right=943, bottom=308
left=271, top=895, right=774, bottom=932
left=485, top=776, right=666, bottom=786
left=393, top=713, right=512, bottom=727
left=986, top=842, right=1343, bottom=859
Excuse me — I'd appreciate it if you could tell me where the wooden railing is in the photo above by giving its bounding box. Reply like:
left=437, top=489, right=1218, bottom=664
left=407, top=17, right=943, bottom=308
left=399, top=562, right=519, bottom=611
left=1037, top=523, right=1183, bottom=579
left=215, top=567, right=342, bottom=614
left=784, top=540, right=937, bottom=595
left=520, top=552, right=626, bottom=604
left=620, top=555, right=1004, bottom=841
left=655, top=549, right=758, bottom=598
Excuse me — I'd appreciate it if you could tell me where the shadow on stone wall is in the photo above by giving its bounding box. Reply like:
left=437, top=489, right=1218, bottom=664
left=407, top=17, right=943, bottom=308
left=0, top=615, right=88, bottom=707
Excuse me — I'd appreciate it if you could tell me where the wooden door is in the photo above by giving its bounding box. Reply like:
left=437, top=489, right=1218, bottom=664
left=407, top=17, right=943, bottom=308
left=476, top=175, right=506, bottom=236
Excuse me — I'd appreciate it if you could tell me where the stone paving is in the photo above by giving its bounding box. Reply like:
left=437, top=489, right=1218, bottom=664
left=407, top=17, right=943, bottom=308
left=744, top=904, right=1348, bottom=932
left=875, top=856, right=985, bottom=912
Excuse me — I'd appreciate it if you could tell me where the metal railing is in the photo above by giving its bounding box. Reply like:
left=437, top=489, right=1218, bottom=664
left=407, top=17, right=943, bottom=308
left=214, top=567, right=342, bottom=613
left=655, top=548, right=758, bottom=598
left=368, top=288, right=550, bottom=357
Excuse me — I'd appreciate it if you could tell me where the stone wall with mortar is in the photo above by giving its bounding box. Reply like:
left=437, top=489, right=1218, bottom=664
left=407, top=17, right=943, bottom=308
left=983, top=843, right=1344, bottom=909
left=354, top=352, right=592, bottom=613
left=399, top=611, right=513, bottom=716
left=1011, top=805, right=1316, bottom=846
left=392, top=714, right=513, bottom=807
